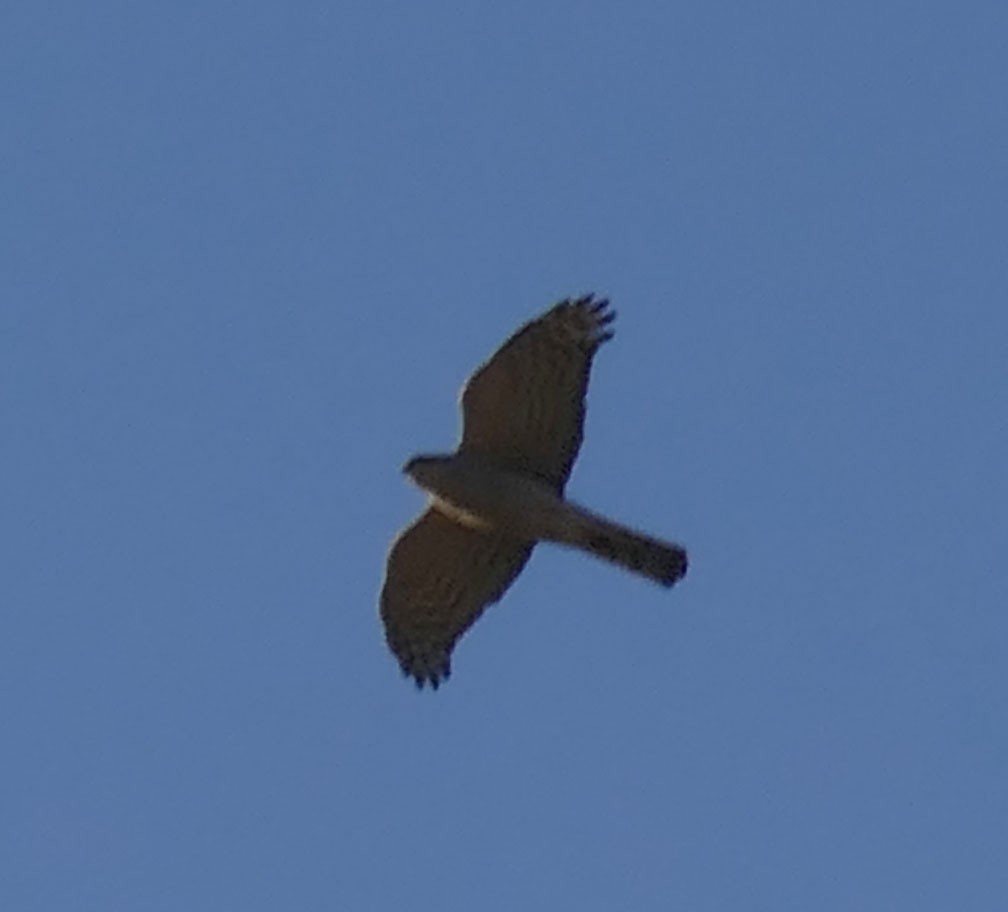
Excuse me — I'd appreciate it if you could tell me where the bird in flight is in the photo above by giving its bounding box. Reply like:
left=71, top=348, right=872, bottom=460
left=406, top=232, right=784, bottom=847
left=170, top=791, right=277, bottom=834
left=380, top=295, right=688, bottom=688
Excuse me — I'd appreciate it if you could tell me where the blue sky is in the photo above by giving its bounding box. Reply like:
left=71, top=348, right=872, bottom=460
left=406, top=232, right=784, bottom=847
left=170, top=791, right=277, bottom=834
left=3, top=2, right=1006, bottom=909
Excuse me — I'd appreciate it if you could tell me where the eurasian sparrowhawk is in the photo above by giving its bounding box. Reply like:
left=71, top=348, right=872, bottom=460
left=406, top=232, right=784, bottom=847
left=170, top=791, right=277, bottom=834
left=380, top=296, right=688, bottom=688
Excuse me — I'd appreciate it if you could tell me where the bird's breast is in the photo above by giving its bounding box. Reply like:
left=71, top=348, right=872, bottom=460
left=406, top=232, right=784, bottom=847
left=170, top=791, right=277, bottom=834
left=428, top=494, right=496, bottom=531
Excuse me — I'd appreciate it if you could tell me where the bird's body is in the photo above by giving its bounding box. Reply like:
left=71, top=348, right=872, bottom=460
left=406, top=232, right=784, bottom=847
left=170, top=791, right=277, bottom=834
left=405, top=453, right=575, bottom=542
left=405, top=452, right=686, bottom=586
left=380, top=295, right=688, bottom=688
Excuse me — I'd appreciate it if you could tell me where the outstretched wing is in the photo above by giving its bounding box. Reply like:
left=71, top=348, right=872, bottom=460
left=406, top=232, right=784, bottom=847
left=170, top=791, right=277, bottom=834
left=380, top=509, right=534, bottom=689
left=458, top=295, right=614, bottom=492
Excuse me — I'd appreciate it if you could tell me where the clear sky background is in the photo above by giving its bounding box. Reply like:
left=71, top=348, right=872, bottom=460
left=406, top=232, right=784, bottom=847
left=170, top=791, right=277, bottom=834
left=3, top=2, right=1006, bottom=909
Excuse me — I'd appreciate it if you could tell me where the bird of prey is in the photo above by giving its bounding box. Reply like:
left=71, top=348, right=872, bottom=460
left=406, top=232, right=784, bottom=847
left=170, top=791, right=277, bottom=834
left=380, top=295, right=687, bottom=688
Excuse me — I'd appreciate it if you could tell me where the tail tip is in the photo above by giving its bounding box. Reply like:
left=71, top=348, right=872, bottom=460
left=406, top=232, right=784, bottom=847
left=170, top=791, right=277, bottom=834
left=660, top=547, right=688, bottom=587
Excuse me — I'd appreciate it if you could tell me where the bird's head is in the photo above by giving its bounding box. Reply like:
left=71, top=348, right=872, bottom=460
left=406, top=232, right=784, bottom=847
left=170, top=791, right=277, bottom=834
left=402, top=453, right=452, bottom=489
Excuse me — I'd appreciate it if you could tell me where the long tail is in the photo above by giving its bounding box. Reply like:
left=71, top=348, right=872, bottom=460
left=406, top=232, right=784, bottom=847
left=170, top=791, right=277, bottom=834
left=568, top=506, right=688, bottom=587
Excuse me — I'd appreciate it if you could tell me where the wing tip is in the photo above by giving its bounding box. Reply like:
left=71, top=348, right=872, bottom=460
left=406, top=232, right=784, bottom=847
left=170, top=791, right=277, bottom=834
left=396, top=653, right=452, bottom=691
left=558, top=292, right=616, bottom=347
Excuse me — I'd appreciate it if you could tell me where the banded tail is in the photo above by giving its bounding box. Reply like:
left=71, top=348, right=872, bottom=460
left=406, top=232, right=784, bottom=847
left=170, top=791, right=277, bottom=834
left=572, top=507, right=688, bottom=587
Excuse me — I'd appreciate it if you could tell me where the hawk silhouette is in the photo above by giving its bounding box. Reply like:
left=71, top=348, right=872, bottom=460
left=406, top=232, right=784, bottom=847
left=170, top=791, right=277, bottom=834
left=380, top=295, right=687, bottom=688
